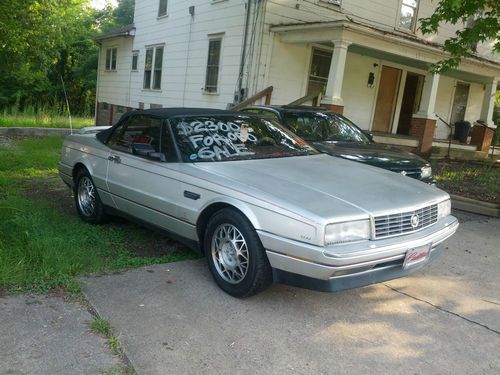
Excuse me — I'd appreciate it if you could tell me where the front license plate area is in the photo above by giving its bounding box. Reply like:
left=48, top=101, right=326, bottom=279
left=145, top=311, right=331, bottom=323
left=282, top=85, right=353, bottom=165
left=403, top=244, right=431, bottom=270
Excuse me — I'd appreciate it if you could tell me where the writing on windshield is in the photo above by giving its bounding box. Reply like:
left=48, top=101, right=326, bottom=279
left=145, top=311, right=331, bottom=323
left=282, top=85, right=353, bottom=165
left=172, top=116, right=316, bottom=162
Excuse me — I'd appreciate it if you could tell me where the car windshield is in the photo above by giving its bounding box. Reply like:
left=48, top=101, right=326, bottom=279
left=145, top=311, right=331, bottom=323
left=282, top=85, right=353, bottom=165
left=170, top=115, right=318, bottom=162
left=283, top=111, right=370, bottom=143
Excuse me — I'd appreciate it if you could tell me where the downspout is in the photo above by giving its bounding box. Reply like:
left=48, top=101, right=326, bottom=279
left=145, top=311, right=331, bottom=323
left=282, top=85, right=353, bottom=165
left=95, top=41, right=101, bottom=126
left=237, top=0, right=252, bottom=103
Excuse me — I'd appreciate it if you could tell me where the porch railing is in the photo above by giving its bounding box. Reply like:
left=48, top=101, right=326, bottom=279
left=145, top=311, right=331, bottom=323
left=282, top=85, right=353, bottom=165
left=287, top=91, right=323, bottom=107
left=232, top=86, right=274, bottom=110
left=435, top=114, right=453, bottom=159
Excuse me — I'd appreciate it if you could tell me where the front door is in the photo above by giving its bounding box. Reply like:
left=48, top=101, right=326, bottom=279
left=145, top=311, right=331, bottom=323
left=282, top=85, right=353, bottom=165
left=372, top=66, right=402, bottom=132
left=105, top=115, right=181, bottom=233
left=397, top=72, right=424, bottom=135
left=449, top=82, right=470, bottom=125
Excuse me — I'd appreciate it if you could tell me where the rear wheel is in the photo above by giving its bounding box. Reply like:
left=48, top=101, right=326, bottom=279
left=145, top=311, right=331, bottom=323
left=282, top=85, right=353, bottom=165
left=73, top=168, right=108, bottom=224
left=204, top=208, right=272, bottom=297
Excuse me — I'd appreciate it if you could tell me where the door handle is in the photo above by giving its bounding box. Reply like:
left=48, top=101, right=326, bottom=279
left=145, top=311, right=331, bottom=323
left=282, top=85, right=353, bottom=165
left=108, top=155, right=121, bottom=163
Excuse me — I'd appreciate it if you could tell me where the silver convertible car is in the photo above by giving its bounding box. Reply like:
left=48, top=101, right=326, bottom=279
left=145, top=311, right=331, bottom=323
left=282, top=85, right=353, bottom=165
left=59, top=108, right=458, bottom=297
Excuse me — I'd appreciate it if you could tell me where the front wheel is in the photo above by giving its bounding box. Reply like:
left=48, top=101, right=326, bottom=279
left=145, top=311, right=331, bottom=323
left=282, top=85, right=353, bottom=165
left=204, top=208, right=272, bottom=297
left=73, top=168, right=108, bottom=224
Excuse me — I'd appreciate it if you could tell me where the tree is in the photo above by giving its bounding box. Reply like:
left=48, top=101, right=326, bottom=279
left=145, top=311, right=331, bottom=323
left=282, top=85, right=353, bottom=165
left=0, top=0, right=134, bottom=115
left=420, top=0, right=500, bottom=72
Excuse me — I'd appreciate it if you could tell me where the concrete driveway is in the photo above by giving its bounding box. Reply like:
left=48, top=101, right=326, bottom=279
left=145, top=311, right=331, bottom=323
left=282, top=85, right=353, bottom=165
left=80, top=210, right=500, bottom=375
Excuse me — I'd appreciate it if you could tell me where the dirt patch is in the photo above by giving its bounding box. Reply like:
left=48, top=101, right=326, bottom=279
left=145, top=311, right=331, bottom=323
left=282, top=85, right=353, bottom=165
left=432, top=160, right=499, bottom=204
left=24, top=176, right=187, bottom=258
left=25, top=176, right=76, bottom=217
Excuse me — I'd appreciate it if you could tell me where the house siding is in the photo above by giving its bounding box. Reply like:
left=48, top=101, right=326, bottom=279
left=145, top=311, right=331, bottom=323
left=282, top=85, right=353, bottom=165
left=95, top=0, right=499, bottom=140
left=130, top=0, right=246, bottom=109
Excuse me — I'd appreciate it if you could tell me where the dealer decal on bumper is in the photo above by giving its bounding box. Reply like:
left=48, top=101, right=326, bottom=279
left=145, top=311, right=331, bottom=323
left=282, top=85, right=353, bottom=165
left=403, top=243, right=432, bottom=270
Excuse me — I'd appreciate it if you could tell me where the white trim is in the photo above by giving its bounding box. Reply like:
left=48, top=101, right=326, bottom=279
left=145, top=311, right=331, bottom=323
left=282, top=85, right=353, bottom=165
left=157, top=0, right=168, bottom=18
left=396, top=0, right=420, bottom=33
left=368, top=62, right=383, bottom=131
left=391, top=70, right=407, bottom=134
left=203, top=33, right=225, bottom=94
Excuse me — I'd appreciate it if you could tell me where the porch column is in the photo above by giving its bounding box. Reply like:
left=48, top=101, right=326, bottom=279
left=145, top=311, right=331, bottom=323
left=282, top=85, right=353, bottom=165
left=321, top=40, right=351, bottom=114
left=480, top=78, right=498, bottom=127
left=410, top=72, right=440, bottom=154
left=471, top=78, right=498, bottom=152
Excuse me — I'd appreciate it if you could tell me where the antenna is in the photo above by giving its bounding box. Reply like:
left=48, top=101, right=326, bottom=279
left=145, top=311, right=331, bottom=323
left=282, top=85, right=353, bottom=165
left=60, top=75, right=73, bottom=135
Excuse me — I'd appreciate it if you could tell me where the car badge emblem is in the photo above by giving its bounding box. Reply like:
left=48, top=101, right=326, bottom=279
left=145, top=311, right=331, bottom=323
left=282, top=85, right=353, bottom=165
left=410, top=214, right=420, bottom=228
left=400, top=170, right=407, bottom=176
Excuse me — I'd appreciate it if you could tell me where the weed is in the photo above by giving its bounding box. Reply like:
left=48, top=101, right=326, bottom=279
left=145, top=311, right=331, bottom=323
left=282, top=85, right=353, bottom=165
left=91, top=319, right=113, bottom=336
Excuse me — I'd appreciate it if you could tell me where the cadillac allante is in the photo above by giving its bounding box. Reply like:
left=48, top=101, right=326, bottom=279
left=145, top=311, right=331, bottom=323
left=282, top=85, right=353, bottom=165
left=59, top=108, right=458, bottom=297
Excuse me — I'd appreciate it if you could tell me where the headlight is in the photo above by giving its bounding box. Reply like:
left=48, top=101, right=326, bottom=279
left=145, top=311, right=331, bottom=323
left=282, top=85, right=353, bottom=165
left=438, top=199, right=451, bottom=219
left=325, top=220, right=371, bottom=245
left=421, top=165, right=432, bottom=179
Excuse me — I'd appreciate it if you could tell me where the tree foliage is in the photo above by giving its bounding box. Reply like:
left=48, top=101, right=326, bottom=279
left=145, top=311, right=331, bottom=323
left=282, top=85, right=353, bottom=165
left=420, top=0, right=500, bottom=72
left=0, top=0, right=134, bottom=115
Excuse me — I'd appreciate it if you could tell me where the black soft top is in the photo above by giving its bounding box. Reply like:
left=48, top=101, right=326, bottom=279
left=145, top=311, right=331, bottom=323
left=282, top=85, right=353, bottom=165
left=119, top=107, right=245, bottom=120
left=97, top=107, right=255, bottom=144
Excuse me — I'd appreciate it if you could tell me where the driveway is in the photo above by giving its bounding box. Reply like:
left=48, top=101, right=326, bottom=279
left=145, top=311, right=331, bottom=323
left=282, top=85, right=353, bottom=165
left=80, top=210, right=500, bottom=375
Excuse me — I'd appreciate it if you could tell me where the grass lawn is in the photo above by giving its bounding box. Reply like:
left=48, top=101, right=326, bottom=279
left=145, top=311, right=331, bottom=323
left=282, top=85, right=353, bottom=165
left=0, top=137, right=197, bottom=295
left=0, top=114, right=93, bottom=128
left=432, top=159, right=499, bottom=204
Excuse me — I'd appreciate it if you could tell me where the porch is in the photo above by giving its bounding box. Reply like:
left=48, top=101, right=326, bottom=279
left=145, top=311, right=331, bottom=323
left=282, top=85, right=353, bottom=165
left=264, top=19, right=499, bottom=154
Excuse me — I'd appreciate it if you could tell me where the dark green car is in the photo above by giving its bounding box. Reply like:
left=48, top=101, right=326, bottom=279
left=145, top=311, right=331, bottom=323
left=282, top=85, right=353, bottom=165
left=240, top=105, right=434, bottom=184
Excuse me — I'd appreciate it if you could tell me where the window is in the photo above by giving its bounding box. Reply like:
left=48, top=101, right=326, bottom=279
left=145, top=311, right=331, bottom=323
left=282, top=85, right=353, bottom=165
left=108, top=115, right=175, bottom=161
left=158, top=0, right=167, bottom=17
left=307, top=48, right=332, bottom=96
left=105, top=48, right=117, bottom=70
left=204, top=38, right=222, bottom=93
left=398, top=0, right=418, bottom=31
left=143, top=46, right=164, bottom=90
left=132, top=51, right=138, bottom=70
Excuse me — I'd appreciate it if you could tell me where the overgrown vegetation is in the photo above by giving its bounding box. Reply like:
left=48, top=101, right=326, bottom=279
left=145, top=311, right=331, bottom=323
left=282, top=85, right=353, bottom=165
left=0, top=136, right=195, bottom=295
left=433, top=159, right=499, bottom=203
left=0, top=0, right=134, bottom=116
left=0, top=106, right=93, bottom=128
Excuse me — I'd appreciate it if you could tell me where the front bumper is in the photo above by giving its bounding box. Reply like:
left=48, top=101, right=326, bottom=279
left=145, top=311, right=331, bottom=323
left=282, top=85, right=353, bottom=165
left=258, top=215, right=458, bottom=292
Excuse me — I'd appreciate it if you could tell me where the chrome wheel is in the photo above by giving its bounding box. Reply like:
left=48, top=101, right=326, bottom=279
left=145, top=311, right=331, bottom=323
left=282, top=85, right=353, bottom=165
left=77, top=176, right=96, bottom=217
left=211, top=223, right=249, bottom=284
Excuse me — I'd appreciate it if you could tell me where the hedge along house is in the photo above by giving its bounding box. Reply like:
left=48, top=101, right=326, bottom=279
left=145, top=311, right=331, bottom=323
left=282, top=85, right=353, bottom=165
left=94, top=0, right=500, bottom=154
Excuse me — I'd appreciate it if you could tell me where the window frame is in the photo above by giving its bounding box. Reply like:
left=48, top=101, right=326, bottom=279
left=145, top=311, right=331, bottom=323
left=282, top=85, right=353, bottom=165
left=158, top=0, right=168, bottom=18
left=107, top=115, right=177, bottom=162
left=143, top=45, right=164, bottom=91
left=132, top=51, right=139, bottom=71
left=397, top=0, right=419, bottom=32
left=204, top=36, right=223, bottom=94
left=105, top=47, right=117, bottom=71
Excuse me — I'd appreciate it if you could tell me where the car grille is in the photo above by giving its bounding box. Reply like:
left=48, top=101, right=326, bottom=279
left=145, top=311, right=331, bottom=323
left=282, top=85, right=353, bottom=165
left=389, top=167, right=422, bottom=179
left=374, top=204, right=438, bottom=239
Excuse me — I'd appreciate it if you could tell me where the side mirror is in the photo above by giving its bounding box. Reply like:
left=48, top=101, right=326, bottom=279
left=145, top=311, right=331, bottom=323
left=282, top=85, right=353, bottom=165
left=363, top=130, right=374, bottom=142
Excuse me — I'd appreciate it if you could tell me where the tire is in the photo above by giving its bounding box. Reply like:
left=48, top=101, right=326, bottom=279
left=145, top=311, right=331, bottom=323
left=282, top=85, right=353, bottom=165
left=73, top=168, right=108, bottom=224
left=204, top=208, right=272, bottom=297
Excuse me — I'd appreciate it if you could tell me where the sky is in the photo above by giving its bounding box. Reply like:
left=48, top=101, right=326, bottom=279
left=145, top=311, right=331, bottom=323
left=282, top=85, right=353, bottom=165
left=90, top=0, right=118, bottom=9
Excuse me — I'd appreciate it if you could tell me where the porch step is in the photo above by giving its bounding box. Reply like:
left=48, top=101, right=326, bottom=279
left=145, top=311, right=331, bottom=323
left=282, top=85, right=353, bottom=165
left=432, top=140, right=478, bottom=151
left=429, top=146, right=488, bottom=160
left=372, top=133, right=419, bottom=148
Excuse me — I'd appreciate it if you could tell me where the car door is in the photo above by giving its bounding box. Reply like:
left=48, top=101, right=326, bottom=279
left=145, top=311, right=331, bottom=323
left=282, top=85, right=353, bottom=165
left=105, top=115, right=182, bottom=233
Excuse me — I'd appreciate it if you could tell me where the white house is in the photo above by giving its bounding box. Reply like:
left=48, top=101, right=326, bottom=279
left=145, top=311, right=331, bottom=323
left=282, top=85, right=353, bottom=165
left=95, top=0, right=500, bottom=153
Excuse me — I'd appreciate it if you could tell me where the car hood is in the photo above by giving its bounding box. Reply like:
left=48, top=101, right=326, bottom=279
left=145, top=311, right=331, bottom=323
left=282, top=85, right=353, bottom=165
left=312, top=142, right=428, bottom=170
left=192, top=154, right=447, bottom=223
